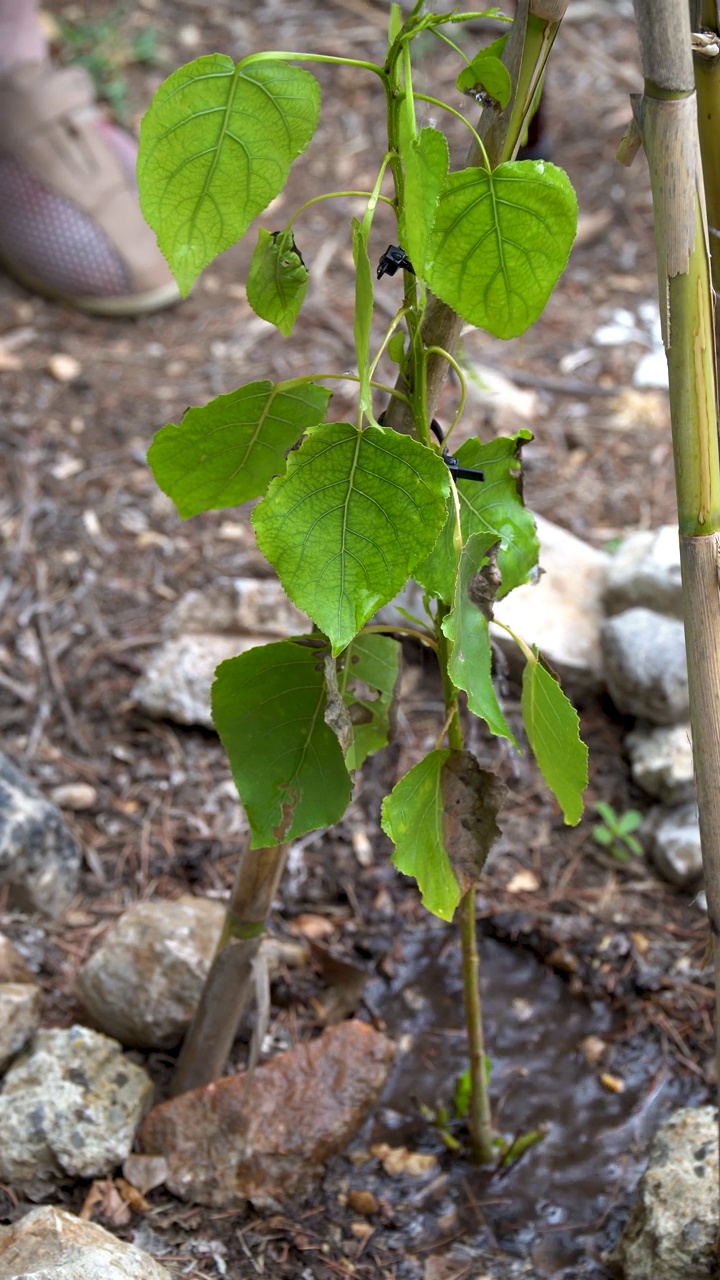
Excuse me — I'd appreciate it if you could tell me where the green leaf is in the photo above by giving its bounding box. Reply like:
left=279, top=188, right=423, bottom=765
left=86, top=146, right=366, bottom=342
left=415, top=431, right=538, bottom=605
left=138, top=56, right=321, bottom=294
left=521, top=651, right=588, bottom=825
left=382, top=748, right=506, bottom=921
left=593, top=801, right=616, bottom=829
left=253, top=423, right=450, bottom=655
left=147, top=379, right=331, bottom=517
left=339, top=633, right=400, bottom=770
left=456, top=53, right=511, bottom=109
left=426, top=160, right=577, bottom=339
left=352, top=217, right=374, bottom=418
left=592, top=824, right=613, bottom=847
left=212, top=639, right=352, bottom=848
left=442, top=533, right=517, bottom=744
left=399, top=126, right=449, bottom=279
left=382, top=748, right=457, bottom=920
left=246, top=228, right=309, bottom=336
left=387, top=331, right=405, bottom=365
left=617, top=809, right=643, bottom=835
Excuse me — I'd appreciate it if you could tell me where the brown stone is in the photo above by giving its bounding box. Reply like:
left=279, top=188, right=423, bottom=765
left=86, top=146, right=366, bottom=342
left=140, top=1020, right=395, bottom=1208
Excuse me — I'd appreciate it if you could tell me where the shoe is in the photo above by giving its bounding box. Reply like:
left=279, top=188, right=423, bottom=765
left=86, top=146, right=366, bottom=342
left=0, top=61, right=181, bottom=316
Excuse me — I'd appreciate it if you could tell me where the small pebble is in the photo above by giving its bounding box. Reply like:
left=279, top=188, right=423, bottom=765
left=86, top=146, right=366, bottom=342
left=347, top=1188, right=378, bottom=1216
left=506, top=868, right=541, bottom=893
left=48, top=353, right=82, bottom=383
left=600, top=1071, right=625, bottom=1094
left=371, top=1143, right=437, bottom=1177
left=50, top=783, right=97, bottom=812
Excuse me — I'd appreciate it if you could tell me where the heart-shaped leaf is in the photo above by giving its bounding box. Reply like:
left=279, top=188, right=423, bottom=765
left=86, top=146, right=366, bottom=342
left=456, top=52, right=512, bottom=109
left=212, top=639, right=352, bottom=847
left=253, top=423, right=450, bottom=655
left=138, top=55, right=321, bottom=294
left=246, top=229, right=309, bottom=336
left=426, top=160, right=577, bottom=339
left=147, top=379, right=331, bottom=517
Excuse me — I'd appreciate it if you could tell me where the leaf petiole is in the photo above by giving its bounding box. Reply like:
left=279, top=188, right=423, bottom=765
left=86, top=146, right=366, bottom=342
left=238, top=50, right=387, bottom=80
left=423, top=346, right=468, bottom=448
left=414, top=92, right=485, bottom=155
left=285, top=190, right=395, bottom=235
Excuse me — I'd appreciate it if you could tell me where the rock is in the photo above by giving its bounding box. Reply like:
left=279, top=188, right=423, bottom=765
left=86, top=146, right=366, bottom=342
left=140, top=1020, right=395, bottom=1208
left=611, top=1106, right=718, bottom=1279
left=0, top=1205, right=172, bottom=1279
left=47, top=353, right=82, bottom=383
left=162, top=579, right=308, bottom=639
left=76, top=896, right=225, bottom=1049
left=0, top=750, right=81, bottom=916
left=643, top=803, right=702, bottom=888
left=491, top=514, right=610, bottom=698
left=601, top=609, right=688, bottom=724
left=604, top=525, right=682, bottom=619
left=134, top=580, right=310, bottom=727
left=49, top=782, right=98, bottom=812
left=0, top=983, right=43, bottom=1073
left=626, top=723, right=695, bottom=804
left=132, top=634, right=257, bottom=727
left=0, top=933, right=34, bottom=983
left=0, top=1025, right=153, bottom=1199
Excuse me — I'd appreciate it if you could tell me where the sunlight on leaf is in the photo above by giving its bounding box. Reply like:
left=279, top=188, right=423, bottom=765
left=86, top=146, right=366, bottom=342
left=246, top=229, right=309, bottom=336
left=138, top=55, right=321, bottom=294
left=212, top=639, right=352, bottom=847
left=426, top=160, right=577, bottom=339
left=521, top=650, right=588, bottom=825
left=147, top=380, right=331, bottom=517
left=253, top=423, right=450, bottom=655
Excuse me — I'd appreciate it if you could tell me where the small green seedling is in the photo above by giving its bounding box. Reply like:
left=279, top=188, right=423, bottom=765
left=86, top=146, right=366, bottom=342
left=58, top=9, right=160, bottom=125
left=592, top=801, right=644, bottom=863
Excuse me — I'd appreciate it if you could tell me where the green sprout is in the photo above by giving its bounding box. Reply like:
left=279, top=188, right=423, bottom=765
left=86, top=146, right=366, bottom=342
left=592, top=801, right=644, bottom=863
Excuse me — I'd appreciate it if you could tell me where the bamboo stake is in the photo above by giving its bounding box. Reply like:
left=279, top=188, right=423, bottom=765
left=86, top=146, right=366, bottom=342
left=632, top=0, right=720, bottom=1229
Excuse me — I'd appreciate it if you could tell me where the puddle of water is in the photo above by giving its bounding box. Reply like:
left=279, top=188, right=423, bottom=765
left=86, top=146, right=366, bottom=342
left=363, top=926, right=699, bottom=1275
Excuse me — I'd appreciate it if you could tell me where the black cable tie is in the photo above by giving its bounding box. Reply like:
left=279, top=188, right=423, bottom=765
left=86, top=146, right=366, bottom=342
left=430, top=419, right=484, bottom=484
left=377, top=245, right=415, bottom=279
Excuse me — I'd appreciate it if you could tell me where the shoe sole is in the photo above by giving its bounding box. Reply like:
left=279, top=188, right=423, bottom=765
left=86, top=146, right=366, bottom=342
left=0, top=255, right=183, bottom=317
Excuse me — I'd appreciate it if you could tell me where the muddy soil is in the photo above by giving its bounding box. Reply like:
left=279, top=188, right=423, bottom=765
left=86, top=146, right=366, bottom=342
left=0, top=2, right=713, bottom=1277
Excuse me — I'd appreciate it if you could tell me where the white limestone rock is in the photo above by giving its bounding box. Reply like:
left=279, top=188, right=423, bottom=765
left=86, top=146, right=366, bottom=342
left=0, top=983, right=43, bottom=1073
left=0, top=1206, right=172, bottom=1279
left=601, top=609, right=688, bottom=724
left=626, top=723, right=695, bottom=804
left=134, top=580, right=310, bottom=728
left=491, top=514, right=610, bottom=698
left=612, top=1106, right=718, bottom=1279
left=0, top=751, right=81, bottom=917
left=0, top=1025, right=153, bottom=1199
left=643, top=802, right=702, bottom=888
left=75, top=896, right=225, bottom=1049
left=604, top=525, right=682, bottom=619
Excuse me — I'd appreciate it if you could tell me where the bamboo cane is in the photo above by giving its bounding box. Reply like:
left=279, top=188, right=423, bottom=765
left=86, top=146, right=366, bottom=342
left=632, top=0, right=720, bottom=1229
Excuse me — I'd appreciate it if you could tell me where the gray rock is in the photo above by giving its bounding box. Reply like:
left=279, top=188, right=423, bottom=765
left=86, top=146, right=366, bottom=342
left=491, top=514, right=610, bottom=699
left=0, top=983, right=43, bottom=1073
left=601, top=609, right=688, bottom=724
left=134, top=580, right=310, bottom=728
left=132, top=633, right=258, bottom=727
left=626, top=723, right=695, bottom=804
left=612, top=1106, right=718, bottom=1279
left=0, top=752, right=81, bottom=916
left=0, top=1025, right=153, bottom=1199
left=162, top=578, right=308, bottom=638
left=76, top=896, right=225, bottom=1049
left=604, top=525, right=682, bottom=619
left=0, top=1205, right=172, bottom=1279
left=644, top=803, right=702, bottom=888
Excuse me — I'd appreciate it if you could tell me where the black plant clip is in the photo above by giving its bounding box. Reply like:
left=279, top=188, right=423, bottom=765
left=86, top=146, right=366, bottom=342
left=377, top=245, right=415, bottom=279
left=430, top=419, right=485, bottom=484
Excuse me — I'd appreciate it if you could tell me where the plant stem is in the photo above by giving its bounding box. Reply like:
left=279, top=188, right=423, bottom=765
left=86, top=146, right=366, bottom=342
left=437, top=602, right=494, bottom=1163
left=171, top=842, right=287, bottom=1095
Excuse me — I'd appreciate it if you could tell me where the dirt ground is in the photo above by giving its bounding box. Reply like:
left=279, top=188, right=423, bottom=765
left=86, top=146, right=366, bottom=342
left=0, top=2, right=714, bottom=1277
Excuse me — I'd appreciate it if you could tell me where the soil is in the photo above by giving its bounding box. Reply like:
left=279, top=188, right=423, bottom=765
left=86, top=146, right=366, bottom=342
left=0, top=2, right=713, bottom=1277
